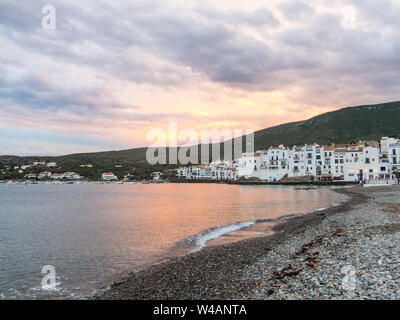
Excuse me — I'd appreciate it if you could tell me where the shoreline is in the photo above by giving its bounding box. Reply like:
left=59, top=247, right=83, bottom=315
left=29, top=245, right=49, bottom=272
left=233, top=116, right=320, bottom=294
left=168, top=178, right=359, bottom=186
left=96, top=185, right=396, bottom=300
left=0, top=179, right=359, bottom=186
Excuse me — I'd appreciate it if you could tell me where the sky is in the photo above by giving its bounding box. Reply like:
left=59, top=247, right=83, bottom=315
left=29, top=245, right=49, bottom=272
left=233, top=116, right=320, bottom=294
left=0, top=0, right=399, bottom=155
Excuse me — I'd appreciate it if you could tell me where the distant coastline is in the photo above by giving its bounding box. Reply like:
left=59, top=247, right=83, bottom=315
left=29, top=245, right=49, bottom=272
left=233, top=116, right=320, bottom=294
left=0, top=178, right=358, bottom=186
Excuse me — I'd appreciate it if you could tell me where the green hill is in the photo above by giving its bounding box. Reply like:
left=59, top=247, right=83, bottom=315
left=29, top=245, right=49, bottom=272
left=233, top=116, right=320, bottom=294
left=1, top=101, right=400, bottom=179
left=252, top=100, right=400, bottom=150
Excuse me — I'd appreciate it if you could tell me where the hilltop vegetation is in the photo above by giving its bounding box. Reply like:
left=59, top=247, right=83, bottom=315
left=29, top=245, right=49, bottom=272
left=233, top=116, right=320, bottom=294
left=252, top=101, right=400, bottom=150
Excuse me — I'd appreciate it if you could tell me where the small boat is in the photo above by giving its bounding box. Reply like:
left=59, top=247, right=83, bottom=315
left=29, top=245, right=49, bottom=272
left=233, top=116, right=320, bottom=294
left=128, top=181, right=137, bottom=185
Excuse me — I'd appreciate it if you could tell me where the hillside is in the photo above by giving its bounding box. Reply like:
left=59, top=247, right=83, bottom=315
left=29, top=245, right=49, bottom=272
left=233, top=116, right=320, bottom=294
left=1, top=101, right=399, bottom=179
left=252, top=100, right=400, bottom=150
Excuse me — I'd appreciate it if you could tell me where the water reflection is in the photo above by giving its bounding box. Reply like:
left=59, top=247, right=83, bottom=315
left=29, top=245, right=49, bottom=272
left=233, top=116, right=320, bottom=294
left=0, top=183, right=346, bottom=299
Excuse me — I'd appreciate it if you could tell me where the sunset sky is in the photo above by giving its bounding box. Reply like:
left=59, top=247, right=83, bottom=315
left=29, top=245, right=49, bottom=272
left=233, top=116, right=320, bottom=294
left=1, top=0, right=399, bottom=155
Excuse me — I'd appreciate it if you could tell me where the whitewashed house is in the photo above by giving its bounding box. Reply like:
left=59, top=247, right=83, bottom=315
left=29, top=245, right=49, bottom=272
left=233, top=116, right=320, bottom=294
left=33, top=161, right=46, bottom=166
left=177, top=160, right=238, bottom=181
left=38, top=171, right=52, bottom=179
left=320, top=145, right=334, bottom=178
left=80, top=164, right=93, bottom=168
left=259, top=146, right=290, bottom=181
left=290, top=146, right=306, bottom=177
left=389, top=142, right=400, bottom=174
left=101, top=172, right=118, bottom=181
left=46, top=162, right=57, bottom=168
left=61, top=172, right=82, bottom=180
left=237, top=152, right=262, bottom=178
left=24, top=173, right=37, bottom=179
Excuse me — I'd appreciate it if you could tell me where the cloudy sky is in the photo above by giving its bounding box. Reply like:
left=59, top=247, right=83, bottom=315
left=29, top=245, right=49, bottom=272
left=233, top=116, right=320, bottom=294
left=1, top=0, right=399, bottom=155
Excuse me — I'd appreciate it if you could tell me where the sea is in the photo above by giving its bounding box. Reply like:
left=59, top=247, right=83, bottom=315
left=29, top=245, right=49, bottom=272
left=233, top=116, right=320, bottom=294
left=0, top=182, right=347, bottom=299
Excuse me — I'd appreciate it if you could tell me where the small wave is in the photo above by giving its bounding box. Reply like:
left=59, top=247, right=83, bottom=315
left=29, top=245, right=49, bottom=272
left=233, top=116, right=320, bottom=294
left=188, top=221, right=257, bottom=250
left=30, top=281, right=63, bottom=292
left=179, top=214, right=300, bottom=252
left=174, top=201, right=342, bottom=253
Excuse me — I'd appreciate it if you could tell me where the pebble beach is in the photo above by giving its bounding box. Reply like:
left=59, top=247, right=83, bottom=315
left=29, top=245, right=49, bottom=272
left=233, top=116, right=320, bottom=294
left=97, top=185, right=400, bottom=300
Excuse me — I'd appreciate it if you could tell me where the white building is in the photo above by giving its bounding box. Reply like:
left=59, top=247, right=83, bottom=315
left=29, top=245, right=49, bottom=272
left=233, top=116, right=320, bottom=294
left=338, top=145, right=381, bottom=182
left=177, top=160, right=238, bottom=181
left=237, top=153, right=262, bottom=178
left=101, top=172, right=118, bottom=181
left=380, top=137, right=398, bottom=154
left=38, top=171, right=52, bottom=179
left=177, top=137, right=399, bottom=183
left=47, top=162, right=57, bottom=168
left=80, top=164, right=93, bottom=168
left=389, top=142, right=400, bottom=174
left=62, top=172, right=82, bottom=180
left=237, top=139, right=397, bottom=183
left=24, top=173, right=37, bottom=179
left=33, top=161, right=46, bottom=166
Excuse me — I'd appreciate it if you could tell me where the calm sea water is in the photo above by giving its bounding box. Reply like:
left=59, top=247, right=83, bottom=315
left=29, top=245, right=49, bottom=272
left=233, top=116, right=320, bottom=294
left=0, top=183, right=346, bottom=299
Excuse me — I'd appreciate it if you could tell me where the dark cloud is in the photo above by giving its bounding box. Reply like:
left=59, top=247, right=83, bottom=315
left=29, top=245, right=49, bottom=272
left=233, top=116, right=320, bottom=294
left=0, top=0, right=400, bottom=127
